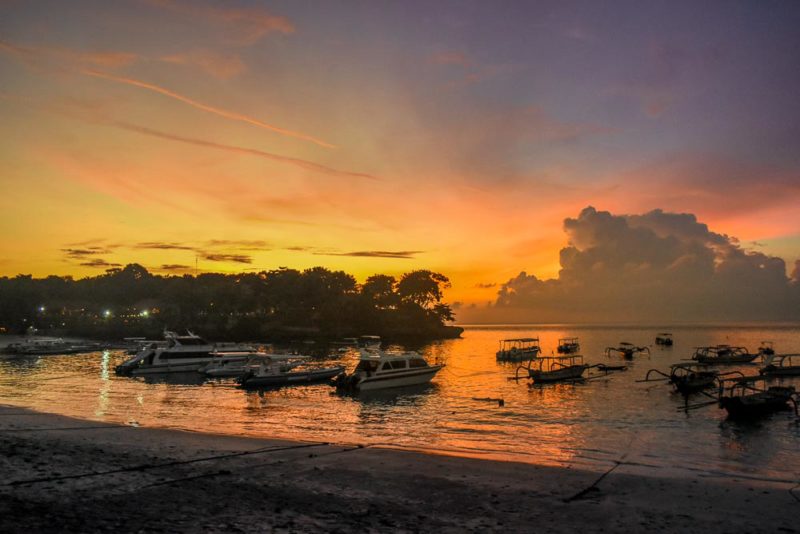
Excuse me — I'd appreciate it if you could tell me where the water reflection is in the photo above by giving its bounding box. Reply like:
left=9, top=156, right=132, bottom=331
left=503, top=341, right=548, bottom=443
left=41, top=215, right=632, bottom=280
left=136, top=371, right=208, bottom=386
left=0, top=325, right=799, bottom=479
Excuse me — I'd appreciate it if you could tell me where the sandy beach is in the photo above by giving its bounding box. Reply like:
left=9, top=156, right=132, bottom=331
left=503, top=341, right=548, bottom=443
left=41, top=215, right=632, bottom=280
left=0, top=405, right=797, bottom=533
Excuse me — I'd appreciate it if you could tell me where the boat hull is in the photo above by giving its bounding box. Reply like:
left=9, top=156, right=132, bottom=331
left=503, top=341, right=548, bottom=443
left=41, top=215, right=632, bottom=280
left=239, top=366, right=345, bottom=388
left=695, top=354, right=758, bottom=364
left=760, top=366, right=800, bottom=377
left=496, top=350, right=539, bottom=362
left=529, top=364, right=587, bottom=383
left=131, top=362, right=210, bottom=375
left=720, top=393, right=793, bottom=418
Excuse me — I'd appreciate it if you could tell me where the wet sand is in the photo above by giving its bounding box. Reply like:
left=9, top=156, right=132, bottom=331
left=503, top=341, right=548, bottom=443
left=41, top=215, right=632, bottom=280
left=0, top=405, right=797, bottom=533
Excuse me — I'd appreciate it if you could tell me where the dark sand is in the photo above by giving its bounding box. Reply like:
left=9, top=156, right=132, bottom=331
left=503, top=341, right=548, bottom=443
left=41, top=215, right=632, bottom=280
left=0, top=405, right=797, bottom=533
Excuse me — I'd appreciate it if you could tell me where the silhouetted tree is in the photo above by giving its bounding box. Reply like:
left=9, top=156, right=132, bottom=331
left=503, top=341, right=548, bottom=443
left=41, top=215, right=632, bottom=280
left=0, top=265, right=461, bottom=341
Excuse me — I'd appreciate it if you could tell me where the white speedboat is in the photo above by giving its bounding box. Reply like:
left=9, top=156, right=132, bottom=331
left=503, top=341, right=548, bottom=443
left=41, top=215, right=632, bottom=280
left=201, top=353, right=302, bottom=378
left=114, top=331, right=257, bottom=376
left=334, top=349, right=443, bottom=392
left=2, top=337, right=106, bottom=355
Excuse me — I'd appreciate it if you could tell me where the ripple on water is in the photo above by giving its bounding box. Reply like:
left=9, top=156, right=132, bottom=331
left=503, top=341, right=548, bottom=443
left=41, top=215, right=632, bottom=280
left=1, top=325, right=799, bottom=479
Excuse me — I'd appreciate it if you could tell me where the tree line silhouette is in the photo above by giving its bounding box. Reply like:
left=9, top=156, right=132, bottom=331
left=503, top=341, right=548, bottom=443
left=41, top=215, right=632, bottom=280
left=0, top=264, right=462, bottom=342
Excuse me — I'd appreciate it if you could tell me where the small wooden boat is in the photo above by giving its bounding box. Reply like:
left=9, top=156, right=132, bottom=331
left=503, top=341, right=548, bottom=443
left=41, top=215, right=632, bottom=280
left=643, top=364, right=739, bottom=396
left=718, top=377, right=797, bottom=419
left=517, top=354, right=588, bottom=383
left=496, top=338, right=541, bottom=361
left=238, top=361, right=345, bottom=389
left=758, top=341, right=775, bottom=356
left=605, top=342, right=649, bottom=359
left=760, top=354, right=800, bottom=377
left=692, top=345, right=759, bottom=365
left=655, top=333, right=673, bottom=346
left=557, top=337, right=580, bottom=354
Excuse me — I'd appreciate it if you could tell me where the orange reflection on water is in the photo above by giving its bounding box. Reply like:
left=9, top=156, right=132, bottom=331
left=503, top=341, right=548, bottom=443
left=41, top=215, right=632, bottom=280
left=1, top=325, right=799, bottom=479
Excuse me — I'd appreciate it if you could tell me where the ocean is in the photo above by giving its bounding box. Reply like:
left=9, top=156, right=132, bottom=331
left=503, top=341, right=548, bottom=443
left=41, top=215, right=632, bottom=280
left=1, top=324, right=799, bottom=481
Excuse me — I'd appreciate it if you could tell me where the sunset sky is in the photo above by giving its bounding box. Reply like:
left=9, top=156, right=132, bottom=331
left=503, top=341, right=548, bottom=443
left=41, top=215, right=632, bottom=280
left=1, top=1, right=799, bottom=321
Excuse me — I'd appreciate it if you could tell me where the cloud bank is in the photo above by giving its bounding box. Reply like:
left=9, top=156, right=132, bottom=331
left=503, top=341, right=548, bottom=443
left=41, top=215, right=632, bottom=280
left=489, top=207, right=799, bottom=322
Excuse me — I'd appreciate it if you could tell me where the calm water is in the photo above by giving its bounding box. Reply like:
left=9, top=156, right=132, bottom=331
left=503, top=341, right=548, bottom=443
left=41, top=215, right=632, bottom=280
left=1, top=325, right=799, bottom=480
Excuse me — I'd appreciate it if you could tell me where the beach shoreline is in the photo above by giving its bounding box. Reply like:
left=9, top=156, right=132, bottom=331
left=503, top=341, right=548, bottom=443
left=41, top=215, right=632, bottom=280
left=0, top=404, right=797, bottom=533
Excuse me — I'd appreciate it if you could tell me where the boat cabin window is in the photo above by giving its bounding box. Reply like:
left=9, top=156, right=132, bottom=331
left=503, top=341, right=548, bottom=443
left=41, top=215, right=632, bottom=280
left=408, top=358, right=428, bottom=368
left=176, top=337, right=207, bottom=346
left=355, top=360, right=379, bottom=372
left=389, top=360, right=407, bottom=370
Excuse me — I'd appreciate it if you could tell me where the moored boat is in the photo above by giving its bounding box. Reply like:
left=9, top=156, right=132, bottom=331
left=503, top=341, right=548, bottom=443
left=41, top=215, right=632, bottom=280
left=238, top=359, right=344, bottom=388
left=115, top=330, right=259, bottom=376
left=517, top=354, right=588, bottom=383
left=643, top=363, right=737, bottom=396
left=605, top=342, right=649, bottom=359
left=692, top=345, right=759, bottom=365
left=655, top=333, right=673, bottom=346
left=718, top=377, right=797, bottom=419
left=557, top=337, right=580, bottom=354
left=201, top=353, right=300, bottom=378
left=496, top=338, right=541, bottom=361
left=760, top=354, right=800, bottom=377
left=333, top=349, right=443, bottom=391
left=2, top=337, right=106, bottom=355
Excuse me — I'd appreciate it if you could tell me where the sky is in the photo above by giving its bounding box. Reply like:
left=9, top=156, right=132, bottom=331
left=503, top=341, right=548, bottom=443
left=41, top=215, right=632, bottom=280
left=1, top=1, right=799, bottom=322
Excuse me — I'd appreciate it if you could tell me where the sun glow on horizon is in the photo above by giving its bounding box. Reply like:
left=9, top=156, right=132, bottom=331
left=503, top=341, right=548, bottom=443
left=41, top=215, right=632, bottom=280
left=1, top=2, right=799, bottom=319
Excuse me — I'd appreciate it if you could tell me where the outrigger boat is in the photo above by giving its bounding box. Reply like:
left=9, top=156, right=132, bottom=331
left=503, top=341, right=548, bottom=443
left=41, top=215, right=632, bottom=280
left=557, top=337, right=580, bottom=354
left=516, top=354, right=589, bottom=383
left=717, top=376, right=797, bottom=419
left=758, top=341, right=775, bottom=356
left=655, top=333, right=673, bottom=346
left=760, top=354, right=800, bottom=377
left=333, top=349, right=443, bottom=392
left=643, top=363, right=742, bottom=396
left=496, top=338, right=541, bottom=361
left=237, top=359, right=344, bottom=389
left=605, top=342, right=649, bottom=359
left=691, top=345, right=759, bottom=365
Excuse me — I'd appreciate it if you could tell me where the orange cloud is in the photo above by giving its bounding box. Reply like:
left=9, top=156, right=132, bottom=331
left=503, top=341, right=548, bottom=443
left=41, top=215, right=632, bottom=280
left=81, top=69, right=335, bottom=148
left=110, top=121, right=373, bottom=180
left=159, top=51, right=246, bottom=79
left=0, top=39, right=138, bottom=68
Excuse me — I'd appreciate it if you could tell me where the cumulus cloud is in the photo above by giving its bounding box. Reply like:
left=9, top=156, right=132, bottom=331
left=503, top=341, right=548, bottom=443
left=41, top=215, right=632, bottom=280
left=492, top=207, right=799, bottom=322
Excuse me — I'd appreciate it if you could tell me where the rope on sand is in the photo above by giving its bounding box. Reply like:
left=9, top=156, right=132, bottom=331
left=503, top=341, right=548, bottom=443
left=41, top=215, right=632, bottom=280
left=5, top=441, right=329, bottom=487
